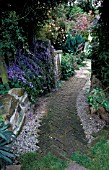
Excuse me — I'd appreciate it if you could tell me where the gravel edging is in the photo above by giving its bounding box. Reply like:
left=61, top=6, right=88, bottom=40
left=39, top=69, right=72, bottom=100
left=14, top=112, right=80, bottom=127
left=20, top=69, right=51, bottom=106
left=76, top=79, right=105, bottom=143
left=12, top=97, right=49, bottom=157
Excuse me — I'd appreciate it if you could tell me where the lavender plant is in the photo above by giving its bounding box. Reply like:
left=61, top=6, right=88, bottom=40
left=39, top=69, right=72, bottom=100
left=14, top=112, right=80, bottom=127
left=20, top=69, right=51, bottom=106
left=7, top=40, right=55, bottom=102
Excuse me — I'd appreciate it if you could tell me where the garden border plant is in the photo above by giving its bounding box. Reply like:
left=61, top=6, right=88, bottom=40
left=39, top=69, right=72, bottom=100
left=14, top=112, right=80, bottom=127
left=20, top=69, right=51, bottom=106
left=87, top=87, right=109, bottom=111
left=61, top=53, right=74, bottom=80
left=0, top=122, right=16, bottom=170
left=4, top=39, right=56, bottom=103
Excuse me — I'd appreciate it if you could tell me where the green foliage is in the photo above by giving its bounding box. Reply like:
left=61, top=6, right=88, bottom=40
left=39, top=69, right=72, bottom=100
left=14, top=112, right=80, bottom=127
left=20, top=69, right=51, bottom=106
left=7, top=79, right=39, bottom=103
left=84, top=42, right=93, bottom=59
left=71, top=138, right=109, bottom=170
left=0, top=105, right=5, bottom=123
left=0, top=122, right=16, bottom=168
left=77, top=0, right=94, bottom=13
left=0, top=79, right=23, bottom=97
left=63, top=33, right=85, bottom=54
left=0, top=70, right=54, bottom=104
left=75, top=52, right=87, bottom=66
left=91, top=1, right=109, bottom=89
left=95, top=51, right=109, bottom=87
left=0, top=0, right=68, bottom=45
left=20, top=152, right=67, bottom=170
left=71, top=151, right=91, bottom=168
left=0, top=83, right=10, bottom=96
left=8, top=74, right=54, bottom=104
left=61, top=53, right=74, bottom=80
left=0, top=116, right=4, bottom=123
left=57, top=80, right=63, bottom=88
left=66, top=5, right=84, bottom=19
left=87, top=87, right=109, bottom=110
left=37, top=4, right=67, bottom=50
left=0, top=11, right=26, bottom=61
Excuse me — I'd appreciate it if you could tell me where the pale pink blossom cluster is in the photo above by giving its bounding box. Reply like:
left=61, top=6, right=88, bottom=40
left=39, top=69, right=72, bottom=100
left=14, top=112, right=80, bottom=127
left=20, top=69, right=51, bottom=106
left=70, top=13, right=93, bottom=36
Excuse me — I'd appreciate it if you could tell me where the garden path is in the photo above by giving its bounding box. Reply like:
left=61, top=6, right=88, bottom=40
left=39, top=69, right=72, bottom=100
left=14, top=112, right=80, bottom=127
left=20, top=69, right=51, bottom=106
left=38, top=60, right=91, bottom=161
left=10, top=60, right=92, bottom=170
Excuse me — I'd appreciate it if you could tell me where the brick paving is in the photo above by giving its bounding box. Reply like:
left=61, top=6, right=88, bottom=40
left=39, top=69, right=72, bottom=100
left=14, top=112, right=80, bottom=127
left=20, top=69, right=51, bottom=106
left=38, top=61, right=91, bottom=161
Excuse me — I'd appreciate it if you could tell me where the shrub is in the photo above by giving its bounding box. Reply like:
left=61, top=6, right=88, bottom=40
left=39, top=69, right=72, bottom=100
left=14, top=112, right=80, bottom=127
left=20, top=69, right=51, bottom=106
left=61, top=53, right=74, bottom=80
left=71, top=13, right=93, bottom=39
left=66, top=4, right=94, bottom=40
left=62, top=33, right=85, bottom=54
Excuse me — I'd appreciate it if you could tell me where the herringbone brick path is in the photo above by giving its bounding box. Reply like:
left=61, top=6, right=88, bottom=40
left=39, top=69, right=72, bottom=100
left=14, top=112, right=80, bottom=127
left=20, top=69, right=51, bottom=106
left=38, top=75, right=88, bottom=159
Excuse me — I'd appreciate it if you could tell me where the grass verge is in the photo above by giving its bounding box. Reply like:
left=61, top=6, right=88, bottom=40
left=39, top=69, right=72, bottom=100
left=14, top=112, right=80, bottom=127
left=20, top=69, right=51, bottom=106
left=20, top=152, right=68, bottom=170
left=71, top=137, right=109, bottom=170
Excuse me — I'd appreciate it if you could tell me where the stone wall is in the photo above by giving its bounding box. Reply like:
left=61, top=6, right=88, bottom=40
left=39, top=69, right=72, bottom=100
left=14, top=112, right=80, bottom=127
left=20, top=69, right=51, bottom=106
left=0, top=88, right=30, bottom=135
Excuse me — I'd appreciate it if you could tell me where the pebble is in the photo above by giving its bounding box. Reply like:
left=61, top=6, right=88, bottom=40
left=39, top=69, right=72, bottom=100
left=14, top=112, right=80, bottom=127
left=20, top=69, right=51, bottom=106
left=12, top=104, right=44, bottom=157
